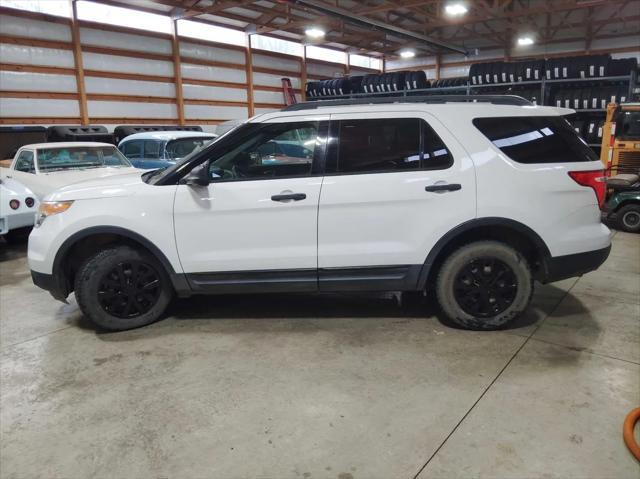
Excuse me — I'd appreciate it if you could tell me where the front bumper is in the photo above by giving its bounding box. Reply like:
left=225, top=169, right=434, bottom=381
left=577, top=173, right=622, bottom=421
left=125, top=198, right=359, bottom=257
left=31, top=270, right=69, bottom=301
left=541, top=245, right=611, bottom=283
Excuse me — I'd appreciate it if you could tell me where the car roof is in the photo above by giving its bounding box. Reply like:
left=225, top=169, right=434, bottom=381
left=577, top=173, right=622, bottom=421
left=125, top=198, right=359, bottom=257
left=119, top=131, right=217, bottom=142
left=20, top=142, right=117, bottom=150
left=250, top=102, right=574, bottom=122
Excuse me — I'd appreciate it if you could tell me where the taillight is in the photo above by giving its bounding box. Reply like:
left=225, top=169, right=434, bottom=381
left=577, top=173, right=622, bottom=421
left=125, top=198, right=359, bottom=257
left=25, top=197, right=35, bottom=208
left=568, top=170, right=606, bottom=209
left=9, top=199, right=19, bottom=210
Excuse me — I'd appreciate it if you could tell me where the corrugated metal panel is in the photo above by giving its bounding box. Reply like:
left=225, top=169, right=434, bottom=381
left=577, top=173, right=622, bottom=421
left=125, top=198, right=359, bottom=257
left=181, top=63, right=246, bottom=83
left=0, top=44, right=75, bottom=68
left=183, top=84, right=247, bottom=102
left=85, top=76, right=175, bottom=97
left=0, top=70, right=77, bottom=92
left=253, top=90, right=285, bottom=105
left=253, top=72, right=300, bottom=89
left=184, top=104, right=247, bottom=120
left=82, top=51, right=174, bottom=76
left=252, top=53, right=300, bottom=73
left=80, top=27, right=172, bottom=55
left=0, top=13, right=71, bottom=41
left=180, top=41, right=245, bottom=65
left=87, top=100, right=177, bottom=118
left=0, top=97, right=79, bottom=117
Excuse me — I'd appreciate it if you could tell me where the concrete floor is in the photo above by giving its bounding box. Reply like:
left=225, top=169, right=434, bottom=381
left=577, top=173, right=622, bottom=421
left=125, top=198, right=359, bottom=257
left=0, top=232, right=638, bottom=479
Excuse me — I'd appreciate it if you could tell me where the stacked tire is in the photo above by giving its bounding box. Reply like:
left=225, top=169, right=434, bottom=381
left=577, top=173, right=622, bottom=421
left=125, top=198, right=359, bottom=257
left=552, top=85, right=629, bottom=110
left=305, top=70, right=430, bottom=99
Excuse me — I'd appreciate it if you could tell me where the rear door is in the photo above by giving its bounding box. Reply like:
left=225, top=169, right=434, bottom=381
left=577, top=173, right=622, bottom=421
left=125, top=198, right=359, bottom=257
left=317, top=111, right=476, bottom=290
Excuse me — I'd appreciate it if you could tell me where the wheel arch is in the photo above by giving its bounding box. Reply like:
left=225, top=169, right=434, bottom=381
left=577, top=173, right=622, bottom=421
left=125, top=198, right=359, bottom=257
left=52, top=226, right=190, bottom=298
left=417, top=217, right=551, bottom=289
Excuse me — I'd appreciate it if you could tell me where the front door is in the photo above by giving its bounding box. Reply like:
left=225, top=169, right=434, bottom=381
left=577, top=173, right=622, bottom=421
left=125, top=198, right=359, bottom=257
left=317, top=112, right=476, bottom=290
left=173, top=117, right=328, bottom=293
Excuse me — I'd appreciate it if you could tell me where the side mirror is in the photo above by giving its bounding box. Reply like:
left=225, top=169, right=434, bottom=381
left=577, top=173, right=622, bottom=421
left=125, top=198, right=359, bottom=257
left=180, top=163, right=211, bottom=187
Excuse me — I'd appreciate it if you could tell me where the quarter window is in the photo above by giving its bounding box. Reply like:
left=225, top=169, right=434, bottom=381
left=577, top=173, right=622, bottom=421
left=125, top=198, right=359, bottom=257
left=331, top=118, right=452, bottom=174
left=473, top=116, right=598, bottom=163
left=14, top=150, right=35, bottom=173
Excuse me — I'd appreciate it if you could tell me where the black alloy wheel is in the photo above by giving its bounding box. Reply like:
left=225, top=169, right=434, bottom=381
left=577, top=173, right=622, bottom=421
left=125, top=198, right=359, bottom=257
left=97, top=260, right=162, bottom=318
left=453, top=257, right=518, bottom=318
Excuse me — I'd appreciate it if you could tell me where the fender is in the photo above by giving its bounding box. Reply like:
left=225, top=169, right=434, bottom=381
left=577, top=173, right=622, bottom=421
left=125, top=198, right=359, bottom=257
left=52, top=225, right=191, bottom=296
left=416, top=217, right=551, bottom=289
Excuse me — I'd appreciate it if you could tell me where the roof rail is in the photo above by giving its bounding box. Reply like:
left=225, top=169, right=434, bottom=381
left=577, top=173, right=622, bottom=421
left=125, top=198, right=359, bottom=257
left=282, top=94, right=532, bottom=111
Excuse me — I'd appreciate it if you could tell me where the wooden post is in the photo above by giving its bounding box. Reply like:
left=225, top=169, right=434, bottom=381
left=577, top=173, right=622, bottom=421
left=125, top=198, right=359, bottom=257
left=245, top=34, right=255, bottom=117
left=300, top=45, right=307, bottom=101
left=171, top=19, right=185, bottom=126
left=344, top=50, right=349, bottom=76
left=70, top=0, right=88, bottom=125
left=435, top=53, right=441, bottom=80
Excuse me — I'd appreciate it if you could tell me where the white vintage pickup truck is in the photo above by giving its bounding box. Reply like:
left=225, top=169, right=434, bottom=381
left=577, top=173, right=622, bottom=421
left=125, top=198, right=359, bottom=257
left=1, top=142, right=141, bottom=199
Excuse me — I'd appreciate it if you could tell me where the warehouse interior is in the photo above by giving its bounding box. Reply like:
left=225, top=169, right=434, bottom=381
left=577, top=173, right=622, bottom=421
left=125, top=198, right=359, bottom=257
left=1, top=0, right=639, bottom=478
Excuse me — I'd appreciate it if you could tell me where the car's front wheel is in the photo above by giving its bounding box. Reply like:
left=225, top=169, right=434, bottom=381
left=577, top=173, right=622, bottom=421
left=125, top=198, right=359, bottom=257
left=75, top=246, right=173, bottom=331
left=435, top=241, right=533, bottom=330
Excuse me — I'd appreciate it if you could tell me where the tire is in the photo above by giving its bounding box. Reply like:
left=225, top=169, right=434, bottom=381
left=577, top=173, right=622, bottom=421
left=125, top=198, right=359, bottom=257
left=617, top=204, right=640, bottom=233
left=435, top=241, right=534, bottom=331
left=75, top=246, right=173, bottom=331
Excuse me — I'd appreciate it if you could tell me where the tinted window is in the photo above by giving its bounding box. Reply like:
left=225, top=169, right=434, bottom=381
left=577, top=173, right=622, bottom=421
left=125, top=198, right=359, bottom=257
left=473, top=116, right=598, bottom=163
left=207, top=122, right=319, bottom=180
left=122, top=141, right=142, bottom=159
left=166, top=137, right=214, bottom=160
left=615, top=110, right=640, bottom=140
left=15, top=150, right=35, bottom=173
left=336, top=118, right=421, bottom=173
left=143, top=140, right=162, bottom=159
left=423, top=122, right=453, bottom=169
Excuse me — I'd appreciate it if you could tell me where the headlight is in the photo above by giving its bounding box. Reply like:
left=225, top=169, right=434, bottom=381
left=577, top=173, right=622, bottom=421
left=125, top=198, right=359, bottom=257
left=35, top=201, right=74, bottom=227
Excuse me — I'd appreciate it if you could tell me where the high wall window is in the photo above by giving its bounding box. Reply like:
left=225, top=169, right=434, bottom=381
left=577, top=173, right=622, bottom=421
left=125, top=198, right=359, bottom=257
left=251, top=35, right=303, bottom=57
left=76, top=1, right=172, bottom=33
left=0, top=0, right=71, bottom=17
left=306, top=45, right=346, bottom=64
left=178, top=19, right=246, bottom=47
left=350, top=54, right=382, bottom=71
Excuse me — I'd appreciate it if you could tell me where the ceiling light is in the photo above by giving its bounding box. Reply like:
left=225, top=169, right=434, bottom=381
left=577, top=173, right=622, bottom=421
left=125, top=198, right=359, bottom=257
left=305, top=27, right=325, bottom=38
left=517, top=36, right=535, bottom=46
left=445, top=3, right=468, bottom=16
left=400, top=50, right=416, bottom=59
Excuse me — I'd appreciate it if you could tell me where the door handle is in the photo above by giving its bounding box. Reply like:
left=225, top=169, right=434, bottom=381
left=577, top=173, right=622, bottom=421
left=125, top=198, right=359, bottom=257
left=425, top=183, right=462, bottom=192
left=271, top=193, right=306, bottom=202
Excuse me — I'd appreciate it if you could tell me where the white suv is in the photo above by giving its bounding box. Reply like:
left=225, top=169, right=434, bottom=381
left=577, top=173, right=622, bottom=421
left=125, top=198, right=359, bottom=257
left=28, top=95, right=611, bottom=331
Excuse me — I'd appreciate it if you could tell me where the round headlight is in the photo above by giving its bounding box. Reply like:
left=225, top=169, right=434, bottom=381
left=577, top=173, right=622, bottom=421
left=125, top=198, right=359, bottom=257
left=9, top=199, right=19, bottom=210
left=25, top=197, right=35, bottom=208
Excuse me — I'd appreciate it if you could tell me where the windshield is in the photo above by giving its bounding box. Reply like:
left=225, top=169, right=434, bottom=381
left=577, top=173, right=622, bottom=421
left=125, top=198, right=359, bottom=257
left=37, top=146, right=132, bottom=172
left=165, top=137, right=215, bottom=160
left=615, top=110, right=640, bottom=140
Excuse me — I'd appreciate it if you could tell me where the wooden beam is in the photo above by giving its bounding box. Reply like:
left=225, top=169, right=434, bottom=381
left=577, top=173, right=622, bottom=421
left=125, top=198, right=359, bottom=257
left=70, top=0, right=89, bottom=126
left=300, top=45, right=308, bottom=101
left=245, top=34, right=254, bottom=117
left=171, top=19, right=185, bottom=126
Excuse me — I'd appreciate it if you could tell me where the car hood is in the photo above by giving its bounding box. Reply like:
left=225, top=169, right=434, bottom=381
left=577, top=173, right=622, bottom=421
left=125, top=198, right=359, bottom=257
left=45, top=169, right=146, bottom=202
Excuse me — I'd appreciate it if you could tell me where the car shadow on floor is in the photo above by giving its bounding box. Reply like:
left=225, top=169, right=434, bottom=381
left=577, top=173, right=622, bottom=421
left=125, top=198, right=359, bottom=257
left=89, top=283, right=587, bottom=341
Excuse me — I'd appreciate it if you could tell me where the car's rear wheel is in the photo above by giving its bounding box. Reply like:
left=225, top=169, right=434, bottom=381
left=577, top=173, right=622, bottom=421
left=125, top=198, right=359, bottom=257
left=617, top=204, right=640, bottom=233
left=75, top=246, right=173, bottom=331
left=435, top=241, right=533, bottom=330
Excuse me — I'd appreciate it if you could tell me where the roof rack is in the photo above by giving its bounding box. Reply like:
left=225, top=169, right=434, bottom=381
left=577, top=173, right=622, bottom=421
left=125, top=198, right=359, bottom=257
left=282, top=94, right=532, bottom=111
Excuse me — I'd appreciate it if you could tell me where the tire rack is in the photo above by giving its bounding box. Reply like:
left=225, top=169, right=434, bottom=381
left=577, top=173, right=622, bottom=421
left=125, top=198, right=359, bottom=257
left=307, top=69, right=638, bottom=152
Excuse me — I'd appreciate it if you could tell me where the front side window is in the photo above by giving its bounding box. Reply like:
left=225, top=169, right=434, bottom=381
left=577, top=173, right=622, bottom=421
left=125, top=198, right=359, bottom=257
left=36, top=147, right=131, bottom=171
left=207, top=122, right=320, bottom=181
left=330, top=118, right=452, bottom=174
left=15, top=150, right=35, bottom=173
left=473, top=116, right=598, bottom=163
left=615, top=110, right=640, bottom=140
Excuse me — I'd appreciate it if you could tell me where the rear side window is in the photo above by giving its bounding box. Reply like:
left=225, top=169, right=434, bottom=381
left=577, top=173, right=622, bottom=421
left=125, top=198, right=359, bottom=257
left=473, top=116, right=597, bottom=163
left=331, top=118, right=452, bottom=174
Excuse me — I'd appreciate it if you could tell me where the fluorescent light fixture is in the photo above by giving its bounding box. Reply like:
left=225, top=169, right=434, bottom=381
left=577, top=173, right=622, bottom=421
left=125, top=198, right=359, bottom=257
left=305, top=27, right=325, bottom=38
left=518, top=36, right=535, bottom=46
left=400, top=50, right=416, bottom=59
left=445, top=3, right=468, bottom=16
